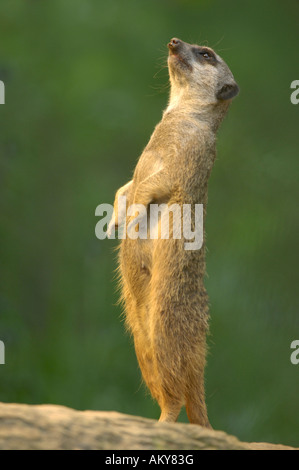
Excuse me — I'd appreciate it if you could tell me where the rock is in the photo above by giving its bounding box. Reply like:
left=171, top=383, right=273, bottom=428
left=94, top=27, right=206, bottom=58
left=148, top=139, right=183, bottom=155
left=0, top=402, right=296, bottom=450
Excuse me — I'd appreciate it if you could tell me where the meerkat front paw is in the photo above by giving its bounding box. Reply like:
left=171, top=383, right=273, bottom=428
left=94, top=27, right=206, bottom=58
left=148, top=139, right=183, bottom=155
left=107, top=213, right=117, bottom=239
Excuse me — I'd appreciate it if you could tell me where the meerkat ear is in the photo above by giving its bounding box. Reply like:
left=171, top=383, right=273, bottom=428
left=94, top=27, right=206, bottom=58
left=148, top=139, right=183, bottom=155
left=216, top=81, right=239, bottom=101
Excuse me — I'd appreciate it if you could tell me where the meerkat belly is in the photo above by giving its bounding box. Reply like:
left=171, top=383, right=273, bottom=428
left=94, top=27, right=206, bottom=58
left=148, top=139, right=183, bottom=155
left=120, top=237, right=153, bottom=301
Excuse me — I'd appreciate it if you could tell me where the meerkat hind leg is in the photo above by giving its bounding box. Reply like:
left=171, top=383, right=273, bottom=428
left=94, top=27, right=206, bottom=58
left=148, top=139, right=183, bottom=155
left=185, top=394, right=211, bottom=428
left=158, top=393, right=183, bottom=423
left=158, top=402, right=182, bottom=423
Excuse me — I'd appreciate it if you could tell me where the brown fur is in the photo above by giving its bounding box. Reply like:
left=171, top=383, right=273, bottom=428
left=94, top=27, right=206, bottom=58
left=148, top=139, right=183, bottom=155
left=109, top=38, right=239, bottom=426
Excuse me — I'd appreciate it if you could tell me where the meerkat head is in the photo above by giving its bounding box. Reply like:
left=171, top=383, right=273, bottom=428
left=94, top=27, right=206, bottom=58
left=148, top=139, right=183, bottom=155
left=167, top=38, right=239, bottom=107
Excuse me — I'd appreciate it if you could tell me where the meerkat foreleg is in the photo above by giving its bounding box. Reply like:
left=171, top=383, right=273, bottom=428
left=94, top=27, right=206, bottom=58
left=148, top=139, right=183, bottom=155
left=133, top=169, right=171, bottom=208
left=107, top=180, right=132, bottom=238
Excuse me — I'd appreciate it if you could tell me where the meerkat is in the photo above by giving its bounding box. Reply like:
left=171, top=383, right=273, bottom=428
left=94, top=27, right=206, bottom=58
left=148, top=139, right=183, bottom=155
left=108, top=38, right=239, bottom=426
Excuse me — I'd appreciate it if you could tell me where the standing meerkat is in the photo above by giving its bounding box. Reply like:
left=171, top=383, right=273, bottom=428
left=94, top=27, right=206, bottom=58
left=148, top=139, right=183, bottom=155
left=108, top=38, right=239, bottom=426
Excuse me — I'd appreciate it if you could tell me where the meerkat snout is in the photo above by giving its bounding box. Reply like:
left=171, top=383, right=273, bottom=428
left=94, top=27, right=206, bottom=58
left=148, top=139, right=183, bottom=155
left=168, top=38, right=181, bottom=48
left=168, top=38, right=183, bottom=53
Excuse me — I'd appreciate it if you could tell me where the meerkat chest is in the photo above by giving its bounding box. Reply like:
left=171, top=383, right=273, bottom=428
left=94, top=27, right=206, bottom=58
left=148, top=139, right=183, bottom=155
left=173, top=136, right=216, bottom=194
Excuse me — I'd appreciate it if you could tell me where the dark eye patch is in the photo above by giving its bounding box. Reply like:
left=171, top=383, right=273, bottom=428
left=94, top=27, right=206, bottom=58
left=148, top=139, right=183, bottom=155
left=192, top=47, right=217, bottom=64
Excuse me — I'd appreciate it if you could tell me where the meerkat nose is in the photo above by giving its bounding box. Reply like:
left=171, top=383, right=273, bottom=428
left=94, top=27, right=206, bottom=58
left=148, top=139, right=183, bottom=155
left=168, top=38, right=182, bottom=51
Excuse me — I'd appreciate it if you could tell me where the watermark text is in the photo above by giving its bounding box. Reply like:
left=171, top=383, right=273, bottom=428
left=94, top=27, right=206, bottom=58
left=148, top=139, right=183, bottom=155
left=0, top=341, right=5, bottom=364
left=290, top=80, right=299, bottom=104
left=0, top=81, right=5, bottom=104
left=95, top=197, right=203, bottom=251
left=290, top=340, right=299, bottom=365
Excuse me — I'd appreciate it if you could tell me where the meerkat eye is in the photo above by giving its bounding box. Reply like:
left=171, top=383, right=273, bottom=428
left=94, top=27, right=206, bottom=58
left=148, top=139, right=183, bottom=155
left=199, top=50, right=213, bottom=59
left=193, top=48, right=214, bottom=61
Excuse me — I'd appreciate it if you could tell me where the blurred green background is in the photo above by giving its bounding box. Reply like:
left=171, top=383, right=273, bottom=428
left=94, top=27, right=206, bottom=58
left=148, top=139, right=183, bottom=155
left=0, top=0, right=298, bottom=447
